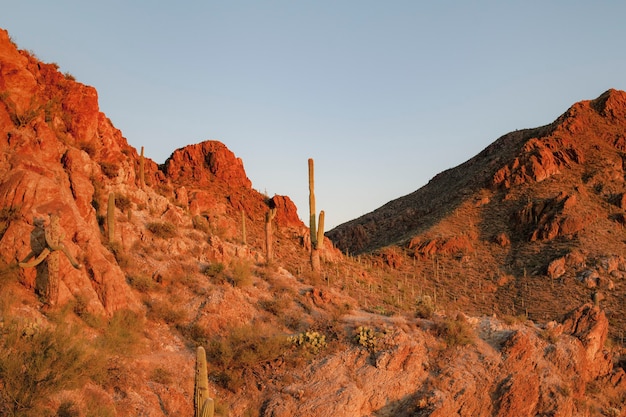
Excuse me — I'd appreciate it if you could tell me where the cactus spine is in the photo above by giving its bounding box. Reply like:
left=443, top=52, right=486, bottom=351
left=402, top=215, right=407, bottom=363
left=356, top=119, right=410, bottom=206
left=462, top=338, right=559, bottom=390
left=308, top=158, right=324, bottom=272
left=265, top=207, right=276, bottom=263
left=19, top=213, right=82, bottom=306
left=107, top=192, right=115, bottom=243
left=195, top=346, right=214, bottom=417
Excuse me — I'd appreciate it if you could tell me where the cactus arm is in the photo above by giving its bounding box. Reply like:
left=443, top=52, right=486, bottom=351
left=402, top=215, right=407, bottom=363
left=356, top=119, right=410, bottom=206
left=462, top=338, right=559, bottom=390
left=57, top=243, right=83, bottom=269
left=19, top=248, right=50, bottom=268
left=317, top=210, right=325, bottom=250
left=43, top=214, right=82, bottom=269
left=200, top=398, right=215, bottom=417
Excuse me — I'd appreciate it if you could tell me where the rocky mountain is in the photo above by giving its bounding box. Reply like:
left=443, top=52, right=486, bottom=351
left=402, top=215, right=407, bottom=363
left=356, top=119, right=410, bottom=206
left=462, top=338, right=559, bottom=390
left=328, top=88, right=626, bottom=338
left=0, top=27, right=624, bottom=416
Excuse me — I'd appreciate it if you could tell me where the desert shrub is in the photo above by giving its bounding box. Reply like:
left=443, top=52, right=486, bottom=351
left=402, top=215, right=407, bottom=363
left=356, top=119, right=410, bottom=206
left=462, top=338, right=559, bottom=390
left=177, top=322, right=210, bottom=347
left=107, top=241, right=130, bottom=267
left=98, top=309, right=144, bottom=354
left=0, top=205, right=20, bottom=241
left=100, top=162, right=119, bottom=178
left=56, top=400, right=79, bottom=417
left=206, top=324, right=289, bottom=391
left=539, top=327, right=559, bottom=344
left=415, top=294, right=435, bottom=319
left=79, top=141, right=97, bottom=157
left=435, top=315, right=474, bottom=347
left=258, top=297, right=290, bottom=316
left=0, top=319, right=102, bottom=416
left=288, top=330, right=327, bottom=354
left=229, top=259, right=253, bottom=287
left=146, top=221, right=177, bottom=239
left=127, top=274, right=154, bottom=293
left=145, top=299, right=186, bottom=325
left=114, top=193, right=132, bottom=212
left=203, top=262, right=225, bottom=282
left=150, top=367, right=173, bottom=385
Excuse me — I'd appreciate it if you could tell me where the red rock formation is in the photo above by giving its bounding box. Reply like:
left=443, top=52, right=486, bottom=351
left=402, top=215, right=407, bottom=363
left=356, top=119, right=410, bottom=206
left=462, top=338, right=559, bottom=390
left=163, top=140, right=251, bottom=189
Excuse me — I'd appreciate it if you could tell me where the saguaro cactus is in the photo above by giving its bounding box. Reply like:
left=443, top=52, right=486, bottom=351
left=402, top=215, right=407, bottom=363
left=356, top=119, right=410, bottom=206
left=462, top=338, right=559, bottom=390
left=139, top=146, right=145, bottom=189
left=195, top=346, right=215, bottom=417
left=107, top=192, right=115, bottom=243
left=265, top=207, right=276, bottom=263
left=308, top=158, right=325, bottom=272
left=241, top=209, right=247, bottom=245
left=19, top=213, right=82, bottom=306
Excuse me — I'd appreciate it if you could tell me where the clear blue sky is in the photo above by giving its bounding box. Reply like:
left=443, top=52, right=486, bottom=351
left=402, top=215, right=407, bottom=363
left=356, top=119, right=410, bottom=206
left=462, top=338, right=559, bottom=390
left=3, top=2, right=626, bottom=229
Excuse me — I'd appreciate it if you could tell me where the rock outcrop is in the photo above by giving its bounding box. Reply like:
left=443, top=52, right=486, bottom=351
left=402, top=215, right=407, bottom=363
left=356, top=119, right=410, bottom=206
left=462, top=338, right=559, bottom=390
left=263, top=304, right=624, bottom=417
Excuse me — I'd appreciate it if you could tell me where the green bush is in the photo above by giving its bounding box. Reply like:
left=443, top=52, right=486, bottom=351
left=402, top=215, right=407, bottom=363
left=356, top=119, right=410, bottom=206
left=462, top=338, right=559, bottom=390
left=0, top=319, right=103, bottom=416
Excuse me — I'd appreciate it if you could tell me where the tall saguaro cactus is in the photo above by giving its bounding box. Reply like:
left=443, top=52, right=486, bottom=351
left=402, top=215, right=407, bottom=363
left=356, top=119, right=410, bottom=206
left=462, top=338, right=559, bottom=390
left=19, top=213, right=82, bottom=306
left=308, top=158, right=324, bottom=272
left=195, top=346, right=215, bottom=417
left=265, top=207, right=276, bottom=264
left=107, top=192, right=115, bottom=244
left=139, top=146, right=145, bottom=189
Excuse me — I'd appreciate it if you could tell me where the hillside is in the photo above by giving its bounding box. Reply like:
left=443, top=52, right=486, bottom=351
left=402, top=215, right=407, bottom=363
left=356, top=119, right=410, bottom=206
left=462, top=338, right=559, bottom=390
left=328, top=88, right=626, bottom=337
left=0, top=27, right=625, bottom=417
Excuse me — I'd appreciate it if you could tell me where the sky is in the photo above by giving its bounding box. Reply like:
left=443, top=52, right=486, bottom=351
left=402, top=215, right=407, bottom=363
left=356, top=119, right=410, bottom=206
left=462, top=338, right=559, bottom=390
left=3, top=2, right=626, bottom=229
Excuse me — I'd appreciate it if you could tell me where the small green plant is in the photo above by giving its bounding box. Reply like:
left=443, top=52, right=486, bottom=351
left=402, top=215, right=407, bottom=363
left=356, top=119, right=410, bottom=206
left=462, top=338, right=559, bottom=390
left=146, top=221, right=177, bottom=238
left=288, top=330, right=327, bottom=354
left=354, top=325, right=382, bottom=351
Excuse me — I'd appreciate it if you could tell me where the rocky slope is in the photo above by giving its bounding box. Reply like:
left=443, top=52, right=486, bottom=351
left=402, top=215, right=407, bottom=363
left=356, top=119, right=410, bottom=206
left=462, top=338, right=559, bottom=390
left=328, top=88, right=626, bottom=340
left=0, top=27, right=624, bottom=416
